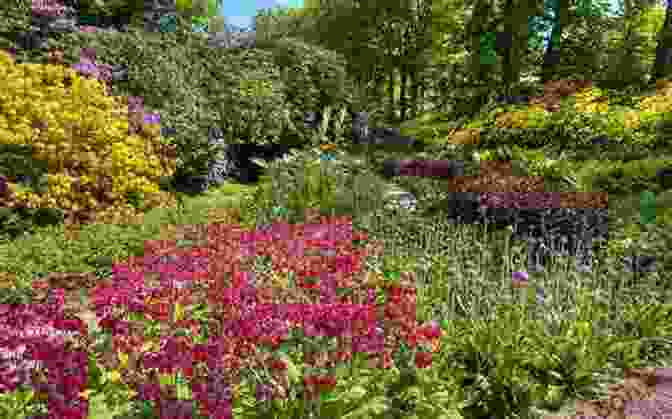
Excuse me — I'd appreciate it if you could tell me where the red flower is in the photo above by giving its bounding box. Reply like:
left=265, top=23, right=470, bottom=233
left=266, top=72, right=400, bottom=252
left=418, top=320, right=442, bottom=340
left=317, top=374, right=337, bottom=391
left=269, top=358, right=287, bottom=371
left=415, top=351, right=433, bottom=369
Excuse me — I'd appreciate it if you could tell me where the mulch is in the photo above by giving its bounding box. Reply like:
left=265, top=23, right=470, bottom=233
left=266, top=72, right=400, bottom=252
left=547, top=367, right=672, bottom=419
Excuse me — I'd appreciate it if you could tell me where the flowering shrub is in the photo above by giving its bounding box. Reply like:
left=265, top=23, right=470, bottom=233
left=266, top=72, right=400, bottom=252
left=0, top=48, right=177, bottom=227
left=31, top=0, right=66, bottom=17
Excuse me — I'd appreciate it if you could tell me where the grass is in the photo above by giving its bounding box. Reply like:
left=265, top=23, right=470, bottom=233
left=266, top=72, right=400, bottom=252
left=2, top=96, right=672, bottom=418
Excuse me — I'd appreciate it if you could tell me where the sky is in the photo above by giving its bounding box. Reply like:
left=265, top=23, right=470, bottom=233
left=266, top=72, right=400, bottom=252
left=217, top=0, right=305, bottom=30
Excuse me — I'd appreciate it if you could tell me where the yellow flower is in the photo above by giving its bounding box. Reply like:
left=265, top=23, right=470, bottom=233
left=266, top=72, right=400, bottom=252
left=107, top=370, right=123, bottom=383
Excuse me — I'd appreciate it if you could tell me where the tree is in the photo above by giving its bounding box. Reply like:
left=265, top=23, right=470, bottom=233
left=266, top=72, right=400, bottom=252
left=273, top=0, right=395, bottom=113
left=599, top=0, right=651, bottom=85
left=395, top=0, right=434, bottom=120
left=500, top=0, right=544, bottom=93
left=652, top=0, right=672, bottom=80
left=540, top=0, right=569, bottom=83
left=254, top=2, right=323, bottom=42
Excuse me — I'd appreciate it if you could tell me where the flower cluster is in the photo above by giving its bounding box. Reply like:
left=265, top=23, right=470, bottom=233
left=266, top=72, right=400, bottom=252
left=0, top=287, right=92, bottom=418
left=32, top=0, right=66, bottom=17
left=2, top=215, right=445, bottom=418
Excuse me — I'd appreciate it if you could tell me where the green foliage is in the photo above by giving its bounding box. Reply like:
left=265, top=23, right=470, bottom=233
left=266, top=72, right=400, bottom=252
left=0, top=144, right=63, bottom=241
left=583, top=159, right=672, bottom=194
left=255, top=36, right=356, bottom=118
left=48, top=22, right=294, bottom=179
left=204, top=51, right=289, bottom=145
left=604, top=4, right=665, bottom=69
left=0, top=144, right=50, bottom=191
left=479, top=127, right=555, bottom=149
left=208, top=15, right=226, bottom=33
left=242, top=147, right=391, bottom=225
left=254, top=4, right=321, bottom=42
left=73, top=0, right=145, bottom=18
left=0, top=206, right=65, bottom=242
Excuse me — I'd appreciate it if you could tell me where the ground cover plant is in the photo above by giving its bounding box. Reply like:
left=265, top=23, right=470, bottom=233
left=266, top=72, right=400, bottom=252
left=1, top=3, right=672, bottom=419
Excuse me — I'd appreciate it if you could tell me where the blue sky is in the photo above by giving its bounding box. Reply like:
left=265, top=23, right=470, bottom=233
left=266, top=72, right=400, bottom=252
left=218, top=0, right=305, bottom=29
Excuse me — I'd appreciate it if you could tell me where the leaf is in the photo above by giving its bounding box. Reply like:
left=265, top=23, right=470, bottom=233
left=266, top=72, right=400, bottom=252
left=340, top=396, right=389, bottom=419
left=344, top=385, right=368, bottom=401
left=281, top=353, right=302, bottom=386
left=87, top=355, right=104, bottom=389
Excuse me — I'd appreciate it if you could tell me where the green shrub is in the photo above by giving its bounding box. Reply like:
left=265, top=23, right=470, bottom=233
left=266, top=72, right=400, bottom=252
left=242, top=148, right=391, bottom=225
left=0, top=144, right=50, bottom=193
left=0, top=144, right=59, bottom=239
left=584, top=159, right=672, bottom=194
left=0, top=206, right=65, bottom=241
left=254, top=36, right=357, bottom=138
left=49, top=20, right=294, bottom=179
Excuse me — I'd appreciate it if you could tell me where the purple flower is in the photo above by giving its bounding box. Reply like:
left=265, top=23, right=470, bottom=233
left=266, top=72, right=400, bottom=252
left=71, top=62, right=98, bottom=76
left=256, top=383, right=274, bottom=401
left=511, top=271, right=529, bottom=288
left=127, top=96, right=144, bottom=113
left=143, top=112, right=161, bottom=125
left=0, top=175, right=7, bottom=196
left=137, top=382, right=162, bottom=402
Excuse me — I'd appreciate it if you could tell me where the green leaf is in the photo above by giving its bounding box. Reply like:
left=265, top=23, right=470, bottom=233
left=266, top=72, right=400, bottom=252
left=282, top=353, right=302, bottom=386
left=344, top=385, right=368, bottom=401
left=87, top=355, right=104, bottom=390
left=340, top=396, right=389, bottom=419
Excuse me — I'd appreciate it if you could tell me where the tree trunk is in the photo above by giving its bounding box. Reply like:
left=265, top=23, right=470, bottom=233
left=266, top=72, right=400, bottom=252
left=652, top=0, right=672, bottom=80
left=400, top=65, right=409, bottom=121
left=467, top=0, right=493, bottom=81
left=388, top=66, right=397, bottom=122
left=501, top=14, right=514, bottom=95
left=409, top=70, right=422, bottom=118
left=541, top=0, right=568, bottom=83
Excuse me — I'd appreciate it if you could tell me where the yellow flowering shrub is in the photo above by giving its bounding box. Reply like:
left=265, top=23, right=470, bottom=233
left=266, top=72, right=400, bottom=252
left=494, top=106, right=550, bottom=129
left=574, top=87, right=609, bottom=114
left=0, top=49, right=176, bottom=222
left=638, top=94, right=672, bottom=114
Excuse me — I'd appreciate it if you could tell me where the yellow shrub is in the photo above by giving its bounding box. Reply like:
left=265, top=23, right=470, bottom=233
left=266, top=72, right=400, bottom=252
left=0, top=49, right=175, bottom=216
left=574, top=87, right=609, bottom=114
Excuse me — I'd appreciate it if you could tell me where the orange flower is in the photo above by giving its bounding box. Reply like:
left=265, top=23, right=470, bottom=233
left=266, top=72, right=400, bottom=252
left=319, top=143, right=337, bottom=152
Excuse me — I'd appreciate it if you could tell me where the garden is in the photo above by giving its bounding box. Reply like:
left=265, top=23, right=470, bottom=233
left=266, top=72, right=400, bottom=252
left=1, top=1, right=672, bottom=419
